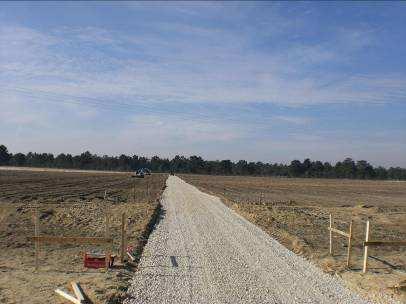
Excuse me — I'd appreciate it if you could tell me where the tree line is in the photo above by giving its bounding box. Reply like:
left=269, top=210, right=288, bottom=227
left=0, top=144, right=405, bottom=180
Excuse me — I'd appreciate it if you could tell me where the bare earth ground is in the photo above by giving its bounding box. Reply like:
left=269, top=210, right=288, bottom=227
left=181, top=174, right=406, bottom=303
left=0, top=168, right=167, bottom=304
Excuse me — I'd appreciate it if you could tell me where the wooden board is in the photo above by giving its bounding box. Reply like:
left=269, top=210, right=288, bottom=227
left=364, top=240, right=406, bottom=247
left=55, top=289, right=81, bottom=304
left=71, top=282, right=85, bottom=303
left=29, top=236, right=113, bottom=245
left=328, top=227, right=350, bottom=238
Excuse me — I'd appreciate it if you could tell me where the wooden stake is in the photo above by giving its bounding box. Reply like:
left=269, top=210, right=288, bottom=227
left=105, top=213, right=110, bottom=270
left=127, top=251, right=136, bottom=261
left=120, top=212, right=126, bottom=263
left=329, top=227, right=350, bottom=238
left=104, top=190, right=107, bottom=200
left=329, top=214, right=333, bottom=255
left=363, top=220, right=370, bottom=273
left=70, top=281, right=85, bottom=303
left=133, top=186, right=135, bottom=203
left=34, top=208, right=40, bottom=271
left=147, top=183, right=150, bottom=198
left=346, top=219, right=353, bottom=268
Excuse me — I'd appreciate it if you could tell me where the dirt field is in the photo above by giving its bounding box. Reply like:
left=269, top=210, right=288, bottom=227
left=182, top=175, right=406, bottom=303
left=0, top=168, right=167, bottom=304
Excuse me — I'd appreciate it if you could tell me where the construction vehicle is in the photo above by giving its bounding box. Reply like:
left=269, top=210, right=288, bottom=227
left=132, top=169, right=144, bottom=178
left=143, top=168, right=151, bottom=175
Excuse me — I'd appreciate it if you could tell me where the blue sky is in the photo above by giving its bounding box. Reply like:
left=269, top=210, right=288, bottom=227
left=1, top=1, right=405, bottom=167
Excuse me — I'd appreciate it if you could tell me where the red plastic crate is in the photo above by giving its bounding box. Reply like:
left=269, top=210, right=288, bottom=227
left=83, top=252, right=115, bottom=269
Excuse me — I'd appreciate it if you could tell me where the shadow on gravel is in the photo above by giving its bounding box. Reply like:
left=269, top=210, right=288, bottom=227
left=137, top=255, right=202, bottom=270
left=132, top=203, right=167, bottom=264
left=126, top=254, right=198, bottom=303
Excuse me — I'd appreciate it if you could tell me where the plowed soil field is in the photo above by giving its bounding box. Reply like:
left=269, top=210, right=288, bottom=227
left=0, top=168, right=167, bottom=304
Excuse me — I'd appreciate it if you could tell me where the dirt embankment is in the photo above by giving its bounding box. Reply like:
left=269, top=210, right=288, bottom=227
left=0, top=169, right=168, bottom=304
left=181, top=174, right=406, bottom=303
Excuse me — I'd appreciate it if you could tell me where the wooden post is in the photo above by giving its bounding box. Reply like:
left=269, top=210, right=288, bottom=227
left=346, top=219, right=353, bottom=267
left=105, top=213, right=110, bottom=270
left=363, top=220, right=370, bottom=273
left=104, top=190, right=107, bottom=200
left=146, top=183, right=150, bottom=199
left=120, top=212, right=126, bottom=263
left=329, top=214, right=333, bottom=255
left=34, top=208, right=40, bottom=271
left=133, top=186, right=135, bottom=203
left=127, top=217, right=131, bottom=241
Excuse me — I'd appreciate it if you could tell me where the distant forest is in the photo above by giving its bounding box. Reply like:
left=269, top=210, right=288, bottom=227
left=0, top=144, right=405, bottom=180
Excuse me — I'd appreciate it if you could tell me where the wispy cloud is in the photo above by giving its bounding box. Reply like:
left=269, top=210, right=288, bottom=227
left=1, top=22, right=405, bottom=107
left=0, top=3, right=405, bottom=166
left=273, top=115, right=312, bottom=125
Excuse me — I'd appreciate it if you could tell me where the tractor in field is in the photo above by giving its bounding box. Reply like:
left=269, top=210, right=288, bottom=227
left=132, top=168, right=152, bottom=178
left=143, top=168, right=151, bottom=175
left=132, top=169, right=144, bottom=178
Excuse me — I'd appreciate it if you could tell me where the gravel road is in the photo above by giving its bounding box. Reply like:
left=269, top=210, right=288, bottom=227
left=125, top=176, right=372, bottom=304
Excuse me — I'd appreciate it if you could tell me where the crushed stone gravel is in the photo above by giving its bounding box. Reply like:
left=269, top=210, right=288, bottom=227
left=125, top=176, right=378, bottom=304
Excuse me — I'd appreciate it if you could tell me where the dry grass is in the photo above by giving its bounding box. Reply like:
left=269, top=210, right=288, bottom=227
left=0, top=169, right=167, bottom=304
left=182, top=174, right=406, bottom=303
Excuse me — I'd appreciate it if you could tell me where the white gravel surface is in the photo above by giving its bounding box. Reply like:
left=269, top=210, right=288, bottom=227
left=125, top=176, right=373, bottom=304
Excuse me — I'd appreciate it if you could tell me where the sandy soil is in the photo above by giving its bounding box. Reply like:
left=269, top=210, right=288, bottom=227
left=0, top=169, right=167, bottom=304
left=182, top=174, right=406, bottom=303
